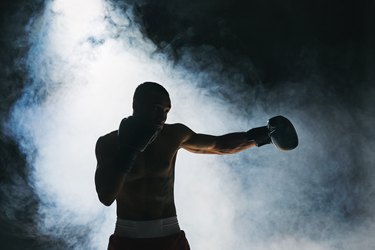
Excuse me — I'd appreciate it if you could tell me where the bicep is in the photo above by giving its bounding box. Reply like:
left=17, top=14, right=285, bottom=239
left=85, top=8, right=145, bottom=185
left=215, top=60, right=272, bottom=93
left=94, top=136, right=123, bottom=205
left=95, top=138, right=108, bottom=182
left=180, top=126, right=219, bottom=154
left=95, top=135, right=118, bottom=169
left=95, top=137, right=106, bottom=166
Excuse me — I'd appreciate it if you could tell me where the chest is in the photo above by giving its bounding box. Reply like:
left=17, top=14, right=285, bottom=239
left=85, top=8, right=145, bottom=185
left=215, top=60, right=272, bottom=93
left=128, top=130, right=181, bottom=179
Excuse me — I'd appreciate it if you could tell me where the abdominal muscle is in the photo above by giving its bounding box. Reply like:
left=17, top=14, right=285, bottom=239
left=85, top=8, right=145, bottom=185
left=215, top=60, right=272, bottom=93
left=116, top=176, right=177, bottom=220
left=115, top=124, right=182, bottom=221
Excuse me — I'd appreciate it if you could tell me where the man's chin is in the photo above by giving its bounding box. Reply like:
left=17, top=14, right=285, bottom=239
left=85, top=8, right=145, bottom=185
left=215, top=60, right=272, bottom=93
left=154, top=124, right=164, bottom=130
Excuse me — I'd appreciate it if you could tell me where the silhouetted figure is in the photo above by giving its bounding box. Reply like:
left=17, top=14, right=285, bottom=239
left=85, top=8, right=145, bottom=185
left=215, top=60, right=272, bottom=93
left=95, top=82, right=298, bottom=250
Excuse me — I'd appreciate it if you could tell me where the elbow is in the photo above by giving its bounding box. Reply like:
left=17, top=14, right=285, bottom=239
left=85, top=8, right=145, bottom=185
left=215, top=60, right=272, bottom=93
left=101, top=200, right=114, bottom=207
left=94, top=168, right=117, bottom=206
left=97, top=192, right=115, bottom=207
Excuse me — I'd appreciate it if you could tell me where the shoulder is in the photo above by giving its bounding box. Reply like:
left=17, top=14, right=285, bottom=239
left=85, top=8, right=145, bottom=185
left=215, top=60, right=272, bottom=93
left=162, top=123, right=195, bottom=144
left=96, top=130, right=118, bottom=145
left=95, top=130, right=118, bottom=159
left=163, top=123, right=194, bottom=134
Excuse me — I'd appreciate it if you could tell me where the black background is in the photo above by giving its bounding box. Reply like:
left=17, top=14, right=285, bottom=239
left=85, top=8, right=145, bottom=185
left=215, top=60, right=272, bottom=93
left=1, top=0, right=374, bottom=249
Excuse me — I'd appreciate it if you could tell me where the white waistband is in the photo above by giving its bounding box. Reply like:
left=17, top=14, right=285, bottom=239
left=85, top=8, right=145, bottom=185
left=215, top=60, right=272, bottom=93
left=114, top=216, right=181, bottom=238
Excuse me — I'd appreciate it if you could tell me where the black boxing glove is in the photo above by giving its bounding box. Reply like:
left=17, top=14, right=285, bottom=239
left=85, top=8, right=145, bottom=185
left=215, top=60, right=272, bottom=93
left=117, top=116, right=161, bottom=173
left=118, top=116, right=160, bottom=152
left=246, top=116, right=298, bottom=151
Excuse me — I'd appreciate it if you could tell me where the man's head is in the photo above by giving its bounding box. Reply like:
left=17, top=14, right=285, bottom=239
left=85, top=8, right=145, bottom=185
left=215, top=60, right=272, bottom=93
left=132, top=82, right=171, bottom=129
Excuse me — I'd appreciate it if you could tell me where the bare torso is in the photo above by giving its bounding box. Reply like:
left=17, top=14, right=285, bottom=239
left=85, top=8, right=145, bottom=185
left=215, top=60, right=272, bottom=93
left=99, top=124, right=184, bottom=220
left=96, top=118, right=255, bottom=221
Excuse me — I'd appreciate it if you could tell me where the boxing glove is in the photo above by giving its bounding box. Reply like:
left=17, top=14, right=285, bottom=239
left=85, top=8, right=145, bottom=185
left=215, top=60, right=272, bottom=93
left=117, top=116, right=161, bottom=172
left=246, top=116, right=298, bottom=151
left=118, top=116, right=160, bottom=152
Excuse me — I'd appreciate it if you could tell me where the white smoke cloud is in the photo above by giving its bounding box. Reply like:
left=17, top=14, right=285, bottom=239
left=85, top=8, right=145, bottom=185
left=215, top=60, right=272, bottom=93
left=4, top=0, right=375, bottom=249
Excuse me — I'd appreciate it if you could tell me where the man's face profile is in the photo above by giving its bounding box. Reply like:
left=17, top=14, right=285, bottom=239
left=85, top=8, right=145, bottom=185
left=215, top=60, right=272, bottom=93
left=133, top=91, right=171, bottom=129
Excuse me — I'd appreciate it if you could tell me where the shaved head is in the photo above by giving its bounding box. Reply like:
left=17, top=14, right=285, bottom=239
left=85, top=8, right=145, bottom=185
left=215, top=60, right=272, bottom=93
left=132, top=82, right=171, bottom=129
left=133, top=82, right=169, bottom=108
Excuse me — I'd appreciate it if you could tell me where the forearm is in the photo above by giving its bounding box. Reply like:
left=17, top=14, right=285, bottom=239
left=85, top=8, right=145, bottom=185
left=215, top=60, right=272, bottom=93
left=95, top=165, right=127, bottom=206
left=95, top=149, right=139, bottom=206
left=214, top=132, right=256, bottom=154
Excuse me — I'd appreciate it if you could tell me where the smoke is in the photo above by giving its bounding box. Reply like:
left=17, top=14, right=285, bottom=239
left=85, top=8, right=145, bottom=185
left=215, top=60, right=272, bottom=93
left=1, top=0, right=374, bottom=249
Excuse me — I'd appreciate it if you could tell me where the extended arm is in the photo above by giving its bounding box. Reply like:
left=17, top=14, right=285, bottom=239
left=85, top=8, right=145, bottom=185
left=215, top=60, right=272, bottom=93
left=180, top=126, right=256, bottom=154
left=180, top=116, right=298, bottom=154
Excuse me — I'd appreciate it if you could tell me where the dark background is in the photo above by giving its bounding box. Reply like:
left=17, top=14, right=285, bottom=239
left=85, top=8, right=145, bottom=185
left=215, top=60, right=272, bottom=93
left=1, top=0, right=374, bottom=249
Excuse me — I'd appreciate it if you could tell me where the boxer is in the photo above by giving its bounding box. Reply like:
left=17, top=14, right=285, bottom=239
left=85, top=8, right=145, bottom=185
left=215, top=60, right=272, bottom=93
left=95, top=82, right=298, bottom=250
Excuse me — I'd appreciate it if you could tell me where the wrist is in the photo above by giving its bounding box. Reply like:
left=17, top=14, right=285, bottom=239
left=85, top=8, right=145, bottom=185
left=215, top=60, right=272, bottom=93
left=116, top=147, right=140, bottom=173
left=246, top=126, right=272, bottom=147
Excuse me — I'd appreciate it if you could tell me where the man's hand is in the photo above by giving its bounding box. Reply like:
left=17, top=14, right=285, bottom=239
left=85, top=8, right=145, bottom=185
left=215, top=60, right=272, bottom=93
left=94, top=117, right=162, bottom=206
left=246, top=116, right=298, bottom=151
left=117, top=116, right=161, bottom=173
left=118, top=116, right=161, bottom=152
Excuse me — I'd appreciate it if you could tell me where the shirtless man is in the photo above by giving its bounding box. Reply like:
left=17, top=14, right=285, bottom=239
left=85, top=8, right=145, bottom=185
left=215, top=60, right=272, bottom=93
left=95, top=82, right=298, bottom=250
